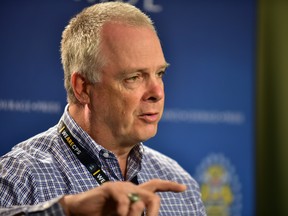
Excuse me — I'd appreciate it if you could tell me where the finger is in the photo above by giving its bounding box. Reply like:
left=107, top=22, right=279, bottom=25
left=129, top=188, right=161, bottom=216
left=140, top=192, right=160, bottom=216
left=115, top=195, right=131, bottom=216
left=128, top=200, right=145, bottom=216
left=102, top=182, right=131, bottom=216
left=140, top=179, right=187, bottom=193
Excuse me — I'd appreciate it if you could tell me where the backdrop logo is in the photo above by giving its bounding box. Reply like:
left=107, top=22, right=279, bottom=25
left=195, top=153, right=242, bottom=216
left=0, top=99, right=61, bottom=114
left=162, top=109, right=245, bottom=125
left=73, top=0, right=163, bottom=13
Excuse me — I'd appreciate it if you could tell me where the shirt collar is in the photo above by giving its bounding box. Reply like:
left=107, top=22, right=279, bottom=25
left=59, top=104, right=144, bottom=177
left=59, top=105, right=104, bottom=159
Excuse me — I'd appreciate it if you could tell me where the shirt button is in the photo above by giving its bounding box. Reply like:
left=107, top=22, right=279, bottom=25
left=103, top=152, right=109, bottom=158
left=139, top=146, right=144, bottom=153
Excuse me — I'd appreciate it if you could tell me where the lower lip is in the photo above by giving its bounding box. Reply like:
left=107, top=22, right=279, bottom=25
left=139, top=114, right=159, bottom=123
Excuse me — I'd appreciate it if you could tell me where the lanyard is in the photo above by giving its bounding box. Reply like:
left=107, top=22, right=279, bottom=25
left=58, top=121, right=110, bottom=185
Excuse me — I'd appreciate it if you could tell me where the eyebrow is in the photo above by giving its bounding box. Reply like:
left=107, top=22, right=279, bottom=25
left=161, top=62, right=170, bottom=70
left=120, top=62, right=170, bottom=76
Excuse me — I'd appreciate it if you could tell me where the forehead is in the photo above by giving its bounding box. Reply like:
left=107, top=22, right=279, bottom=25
left=100, top=22, right=166, bottom=70
left=101, top=21, right=155, bottom=41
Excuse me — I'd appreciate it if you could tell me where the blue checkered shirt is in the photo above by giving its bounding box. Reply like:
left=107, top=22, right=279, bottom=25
left=0, top=107, right=206, bottom=215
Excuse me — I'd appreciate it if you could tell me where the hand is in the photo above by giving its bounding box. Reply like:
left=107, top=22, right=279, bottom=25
left=60, top=179, right=186, bottom=216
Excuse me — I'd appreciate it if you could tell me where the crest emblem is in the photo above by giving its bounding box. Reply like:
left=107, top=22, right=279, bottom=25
left=195, top=153, right=242, bottom=216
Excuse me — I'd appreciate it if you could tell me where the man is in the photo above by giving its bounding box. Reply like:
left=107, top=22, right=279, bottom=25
left=0, top=2, right=206, bottom=215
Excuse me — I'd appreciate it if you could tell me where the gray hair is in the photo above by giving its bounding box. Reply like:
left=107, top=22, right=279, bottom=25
left=61, top=2, right=156, bottom=103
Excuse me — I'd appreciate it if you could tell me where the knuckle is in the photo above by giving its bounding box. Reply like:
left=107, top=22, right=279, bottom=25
left=118, top=197, right=130, bottom=206
left=151, top=194, right=160, bottom=205
left=130, top=201, right=145, bottom=212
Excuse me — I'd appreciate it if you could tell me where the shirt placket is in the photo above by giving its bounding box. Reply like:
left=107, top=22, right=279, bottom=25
left=100, top=150, right=124, bottom=181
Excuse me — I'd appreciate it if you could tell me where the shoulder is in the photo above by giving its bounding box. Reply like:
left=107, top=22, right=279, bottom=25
left=0, top=124, right=63, bottom=178
left=142, top=146, right=198, bottom=186
left=3, top=125, right=60, bottom=162
left=143, top=146, right=179, bottom=167
left=142, top=146, right=206, bottom=215
left=0, top=125, right=62, bottom=206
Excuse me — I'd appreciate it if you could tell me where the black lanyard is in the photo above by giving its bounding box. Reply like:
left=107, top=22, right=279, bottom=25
left=58, top=121, right=110, bottom=185
left=58, top=120, right=139, bottom=186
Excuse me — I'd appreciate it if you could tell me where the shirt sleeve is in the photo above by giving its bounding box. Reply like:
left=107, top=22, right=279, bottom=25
left=0, top=156, right=66, bottom=216
left=0, top=197, right=66, bottom=216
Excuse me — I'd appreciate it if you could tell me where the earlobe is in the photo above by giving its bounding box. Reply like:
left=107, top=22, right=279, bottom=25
left=71, top=73, right=90, bottom=104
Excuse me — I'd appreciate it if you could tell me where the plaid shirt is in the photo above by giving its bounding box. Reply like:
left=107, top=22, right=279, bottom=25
left=0, top=106, right=206, bottom=216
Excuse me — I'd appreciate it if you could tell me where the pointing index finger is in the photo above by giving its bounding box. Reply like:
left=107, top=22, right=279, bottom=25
left=140, top=179, right=187, bottom=193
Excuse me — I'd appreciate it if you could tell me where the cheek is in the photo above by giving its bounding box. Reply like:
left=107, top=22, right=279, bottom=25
left=94, top=83, right=142, bottom=118
left=119, top=97, right=138, bottom=116
left=117, top=97, right=143, bottom=126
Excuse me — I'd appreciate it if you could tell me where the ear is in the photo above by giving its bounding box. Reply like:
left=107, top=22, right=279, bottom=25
left=71, top=72, right=91, bottom=105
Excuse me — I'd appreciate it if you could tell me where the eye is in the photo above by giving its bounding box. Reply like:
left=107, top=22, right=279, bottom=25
left=157, top=70, right=166, bottom=78
left=124, top=73, right=143, bottom=83
left=126, top=76, right=139, bottom=82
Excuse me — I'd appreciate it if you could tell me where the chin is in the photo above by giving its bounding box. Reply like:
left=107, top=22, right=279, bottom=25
left=139, top=129, right=158, bottom=142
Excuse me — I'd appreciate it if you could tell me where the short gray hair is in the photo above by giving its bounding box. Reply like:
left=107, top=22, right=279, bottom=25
left=61, top=2, right=156, bottom=103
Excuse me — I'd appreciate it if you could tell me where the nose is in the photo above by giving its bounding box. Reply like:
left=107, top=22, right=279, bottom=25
left=143, top=78, right=164, bottom=102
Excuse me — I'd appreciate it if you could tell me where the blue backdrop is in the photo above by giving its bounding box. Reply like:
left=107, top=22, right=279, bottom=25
left=0, top=1, right=256, bottom=215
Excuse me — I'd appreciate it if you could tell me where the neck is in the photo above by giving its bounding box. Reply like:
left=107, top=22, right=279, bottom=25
left=115, top=151, right=130, bottom=178
left=68, top=103, right=134, bottom=177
